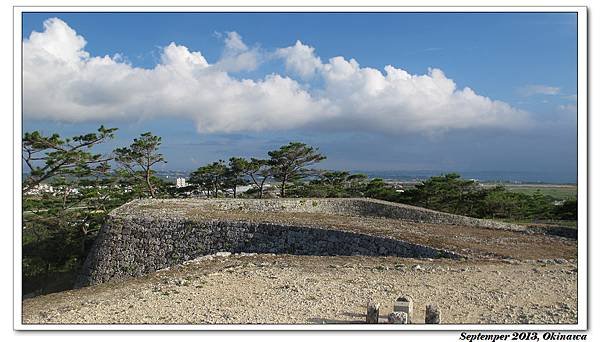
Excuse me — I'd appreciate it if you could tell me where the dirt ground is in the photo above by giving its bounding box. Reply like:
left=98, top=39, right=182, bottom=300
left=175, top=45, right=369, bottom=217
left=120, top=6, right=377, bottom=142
left=22, top=253, right=578, bottom=325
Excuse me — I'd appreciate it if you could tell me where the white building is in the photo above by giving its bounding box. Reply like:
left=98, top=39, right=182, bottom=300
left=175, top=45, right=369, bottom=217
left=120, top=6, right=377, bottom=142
left=24, top=183, right=54, bottom=195
left=176, top=177, right=187, bottom=188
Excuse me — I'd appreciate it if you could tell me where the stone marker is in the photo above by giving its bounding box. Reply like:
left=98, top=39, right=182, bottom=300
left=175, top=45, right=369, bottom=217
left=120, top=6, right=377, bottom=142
left=393, top=295, right=413, bottom=323
left=388, top=311, right=408, bottom=324
left=425, top=303, right=441, bottom=324
left=366, top=301, right=380, bottom=324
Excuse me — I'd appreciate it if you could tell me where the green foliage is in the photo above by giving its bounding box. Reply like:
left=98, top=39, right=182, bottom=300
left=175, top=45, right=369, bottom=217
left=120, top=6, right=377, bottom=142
left=364, top=178, right=402, bottom=202
left=231, top=157, right=272, bottom=198
left=480, top=186, right=528, bottom=219
left=22, top=126, right=117, bottom=192
left=22, top=126, right=125, bottom=295
left=189, top=160, right=230, bottom=198
left=268, top=142, right=326, bottom=197
left=399, top=173, right=487, bottom=217
left=226, top=157, right=251, bottom=198
left=114, top=132, right=166, bottom=198
left=22, top=128, right=173, bottom=295
left=383, top=173, right=576, bottom=221
left=553, top=198, right=577, bottom=220
left=290, top=171, right=369, bottom=198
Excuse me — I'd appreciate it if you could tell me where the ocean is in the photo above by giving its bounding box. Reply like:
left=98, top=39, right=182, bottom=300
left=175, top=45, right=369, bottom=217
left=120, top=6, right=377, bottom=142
left=354, top=170, right=577, bottom=185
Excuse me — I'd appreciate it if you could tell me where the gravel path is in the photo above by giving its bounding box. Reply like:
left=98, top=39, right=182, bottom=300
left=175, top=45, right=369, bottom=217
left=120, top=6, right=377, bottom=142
left=22, top=254, right=578, bottom=325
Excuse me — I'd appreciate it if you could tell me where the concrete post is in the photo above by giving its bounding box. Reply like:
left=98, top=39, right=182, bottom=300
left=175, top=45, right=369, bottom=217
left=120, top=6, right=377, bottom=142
left=366, top=301, right=380, bottom=324
left=393, top=295, right=413, bottom=323
left=425, top=303, right=441, bottom=324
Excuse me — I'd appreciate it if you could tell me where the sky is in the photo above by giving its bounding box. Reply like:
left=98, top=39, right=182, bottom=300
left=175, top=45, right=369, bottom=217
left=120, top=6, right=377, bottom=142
left=21, top=12, right=578, bottom=182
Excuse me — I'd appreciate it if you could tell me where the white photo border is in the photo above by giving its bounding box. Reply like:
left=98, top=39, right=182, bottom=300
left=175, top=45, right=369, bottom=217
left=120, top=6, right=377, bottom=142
left=12, top=5, right=588, bottom=331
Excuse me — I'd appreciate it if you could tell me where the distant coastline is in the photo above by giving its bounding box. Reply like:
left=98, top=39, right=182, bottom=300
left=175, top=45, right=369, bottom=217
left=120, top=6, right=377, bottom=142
left=352, top=170, right=577, bottom=185
left=21, top=168, right=577, bottom=185
left=147, top=169, right=577, bottom=185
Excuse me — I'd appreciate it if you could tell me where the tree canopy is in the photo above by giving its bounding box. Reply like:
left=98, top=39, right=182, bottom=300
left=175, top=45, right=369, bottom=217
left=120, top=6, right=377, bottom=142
left=267, top=142, right=326, bottom=197
left=22, top=126, right=117, bottom=192
left=114, top=132, right=166, bottom=198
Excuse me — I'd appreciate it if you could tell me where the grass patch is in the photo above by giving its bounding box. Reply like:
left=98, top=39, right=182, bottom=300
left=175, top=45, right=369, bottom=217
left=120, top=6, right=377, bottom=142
left=502, top=185, right=577, bottom=200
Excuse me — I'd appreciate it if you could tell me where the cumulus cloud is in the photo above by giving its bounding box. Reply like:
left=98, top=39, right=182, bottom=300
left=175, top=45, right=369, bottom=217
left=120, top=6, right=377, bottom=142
left=23, top=19, right=332, bottom=132
left=274, top=40, right=322, bottom=79
left=214, top=31, right=260, bottom=72
left=518, top=84, right=561, bottom=97
left=23, top=18, right=530, bottom=135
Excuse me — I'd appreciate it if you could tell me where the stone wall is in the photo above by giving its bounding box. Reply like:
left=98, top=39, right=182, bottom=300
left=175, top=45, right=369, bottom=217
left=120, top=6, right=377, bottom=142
left=166, top=198, right=525, bottom=231
left=76, top=198, right=522, bottom=287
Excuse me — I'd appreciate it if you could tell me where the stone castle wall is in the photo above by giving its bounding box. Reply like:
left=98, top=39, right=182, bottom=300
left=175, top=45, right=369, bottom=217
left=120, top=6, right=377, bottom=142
left=76, top=198, right=522, bottom=287
left=191, top=198, right=525, bottom=231
left=76, top=216, right=460, bottom=287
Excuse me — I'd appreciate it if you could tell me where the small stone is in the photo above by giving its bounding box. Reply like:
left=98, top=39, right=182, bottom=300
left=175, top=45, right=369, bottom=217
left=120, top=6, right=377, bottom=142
left=215, top=252, right=231, bottom=257
left=174, top=278, right=188, bottom=286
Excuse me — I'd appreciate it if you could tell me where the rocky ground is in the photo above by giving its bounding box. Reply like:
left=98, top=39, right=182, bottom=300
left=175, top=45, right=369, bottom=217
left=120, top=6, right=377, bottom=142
left=22, top=199, right=579, bottom=325
left=22, top=253, right=578, bottom=325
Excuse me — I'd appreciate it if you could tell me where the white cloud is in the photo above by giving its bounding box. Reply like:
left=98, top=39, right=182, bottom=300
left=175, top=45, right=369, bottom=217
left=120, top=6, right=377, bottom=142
left=23, top=18, right=530, bottom=135
left=23, top=19, right=330, bottom=131
left=160, top=42, right=209, bottom=69
left=214, top=31, right=260, bottom=72
left=274, top=40, right=322, bottom=79
left=518, top=84, right=561, bottom=97
left=313, top=57, right=529, bottom=134
left=224, top=31, right=247, bottom=52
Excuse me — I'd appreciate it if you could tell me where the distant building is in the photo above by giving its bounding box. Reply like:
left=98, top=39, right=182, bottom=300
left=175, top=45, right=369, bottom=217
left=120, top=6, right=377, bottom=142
left=24, top=183, right=54, bottom=195
left=176, top=177, right=187, bottom=188
left=24, top=183, right=81, bottom=196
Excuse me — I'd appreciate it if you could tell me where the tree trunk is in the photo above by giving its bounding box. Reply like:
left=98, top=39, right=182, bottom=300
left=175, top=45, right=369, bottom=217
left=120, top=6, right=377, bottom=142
left=146, top=170, right=155, bottom=198
left=280, top=177, right=287, bottom=198
left=259, top=176, right=268, bottom=199
left=258, top=186, right=263, bottom=198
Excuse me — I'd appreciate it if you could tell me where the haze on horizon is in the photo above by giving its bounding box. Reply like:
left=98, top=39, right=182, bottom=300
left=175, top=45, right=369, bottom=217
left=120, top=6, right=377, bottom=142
left=21, top=12, right=578, bottom=183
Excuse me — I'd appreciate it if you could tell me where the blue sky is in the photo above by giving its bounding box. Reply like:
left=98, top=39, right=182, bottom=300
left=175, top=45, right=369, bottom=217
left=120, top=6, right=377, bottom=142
left=22, top=12, right=578, bottom=182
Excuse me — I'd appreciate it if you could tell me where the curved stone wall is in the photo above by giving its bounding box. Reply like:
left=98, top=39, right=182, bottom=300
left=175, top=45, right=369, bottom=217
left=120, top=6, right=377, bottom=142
left=140, top=198, right=525, bottom=231
left=76, top=198, right=522, bottom=287
left=76, top=215, right=460, bottom=287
